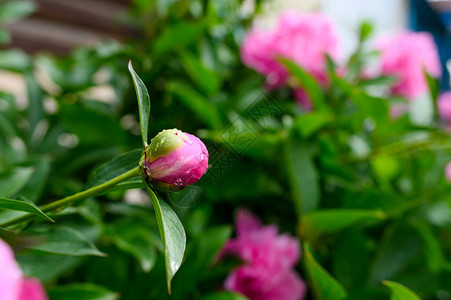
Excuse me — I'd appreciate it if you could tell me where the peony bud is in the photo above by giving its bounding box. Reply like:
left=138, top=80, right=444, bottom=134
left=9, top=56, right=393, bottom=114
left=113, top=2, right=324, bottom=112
left=141, top=129, right=209, bottom=191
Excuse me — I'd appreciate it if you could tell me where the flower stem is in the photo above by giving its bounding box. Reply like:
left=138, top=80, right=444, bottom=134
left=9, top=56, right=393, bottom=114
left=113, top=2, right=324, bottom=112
left=0, top=166, right=141, bottom=228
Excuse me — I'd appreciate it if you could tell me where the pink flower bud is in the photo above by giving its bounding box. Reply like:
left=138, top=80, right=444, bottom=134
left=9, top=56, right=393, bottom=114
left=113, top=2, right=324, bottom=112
left=142, top=129, right=209, bottom=191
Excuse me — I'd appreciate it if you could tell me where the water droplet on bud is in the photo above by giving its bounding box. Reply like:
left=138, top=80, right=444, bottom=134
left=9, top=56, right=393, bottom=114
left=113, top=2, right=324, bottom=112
left=154, top=142, right=160, bottom=151
left=174, top=178, right=183, bottom=186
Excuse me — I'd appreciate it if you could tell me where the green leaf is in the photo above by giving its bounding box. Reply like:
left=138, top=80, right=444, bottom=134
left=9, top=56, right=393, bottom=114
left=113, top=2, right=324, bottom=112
left=0, top=29, right=10, bottom=44
left=48, top=283, right=118, bottom=300
left=0, top=196, right=53, bottom=223
left=332, top=230, right=372, bottom=289
left=425, top=72, right=439, bottom=120
left=383, top=281, right=421, bottom=300
left=370, top=223, right=422, bottom=283
left=18, top=254, right=82, bottom=282
left=284, top=130, right=319, bottom=216
left=358, top=21, right=374, bottom=42
left=0, top=49, right=32, bottom=72
left=59, top=102, right=127, bottom=146
left=154, top=22, right=205, bottom=53
left=357, top=76, right=396, bottom=87
left=85, top=149, right=141, bottom=189
left=179, top=51, right=220, bottom=95
left=0, top=110, right=17, bottom=138
left=0, top=1, right=36, bottom=22
left=168, top=80, right=221, bottom=129
left=371, top=154, right=400, bottom=182
left=107, top=222, right=157, bottom=272
left=25, top=72, right=44, bottom=137
left=19, top=157, right=51, bottom=202
left=144, top=183, right=186, bottom=293
left=0, top=167, right=34, bottom=198
left=279, top=57, right=327, bottom=111
left=128, top=61, right=151, bottom=146
left=299, top=209, right=385, bottom=241
left=199, top=292, right=248, bottom=300
left=304, top=243, right=347, bottom=300
left=412, top=222, right=450, bottom=273
left=426, top=71, right=439, bottom=102
left=108, top=177, right=144, bottom=193
left=170, top=226, right=232, bottom=299
left=351, top=93, right=388, bottom=123
left=26, top=226, right=106, bottom=256
left=294, top=112, right=332, bottom=138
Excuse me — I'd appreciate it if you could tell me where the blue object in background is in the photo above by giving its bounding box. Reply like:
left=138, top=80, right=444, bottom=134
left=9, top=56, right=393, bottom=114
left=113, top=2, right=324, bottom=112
left=410, top=0, right=451, bottom=90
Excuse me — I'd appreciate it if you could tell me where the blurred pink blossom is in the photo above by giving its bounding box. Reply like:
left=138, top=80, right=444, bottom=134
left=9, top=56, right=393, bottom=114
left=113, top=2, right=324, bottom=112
left=221, top=209, right=306, bottom=300
left=0, top=238, right=22, bottom=300
left=446, top=161, right=451, bottom=183
left=0, top=238, right=48, bottom=300
left=241, top=11, right=340, bottom=93
left=241, top=29, right=288, bottom=88
left=389, top=103, right=408, bottom=119
left=18, top=279, right=48, bottom=300
left=438, top=92, right=451, bottom=124
left=294, top=88, right=313, bottom=110
left=377, top=32, right=441, bottom=100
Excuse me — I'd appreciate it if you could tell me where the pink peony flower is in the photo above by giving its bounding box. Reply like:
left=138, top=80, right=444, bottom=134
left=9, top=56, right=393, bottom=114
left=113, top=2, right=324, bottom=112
left=0, top=238, right=48, bottom=300
left=438, top=92, right=451, bottom=123
left=221, top=209, right=306, bottom=300
left=143, top=129, right=209, bottom=191
left=241, top=11, right=340, bottom=91
left=377, top=31, right=441, bottom=100
left=0, top=238, right=22, bottom=300
left=446, top=161, right=451, bottom=183
left=241, top=29, right=288, bottom=88
left=18, top=279, right=48, bottom=300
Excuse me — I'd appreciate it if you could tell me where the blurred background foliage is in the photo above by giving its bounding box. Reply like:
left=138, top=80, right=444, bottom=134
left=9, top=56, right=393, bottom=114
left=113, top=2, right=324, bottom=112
left=1, top=0, right=451, bottom=299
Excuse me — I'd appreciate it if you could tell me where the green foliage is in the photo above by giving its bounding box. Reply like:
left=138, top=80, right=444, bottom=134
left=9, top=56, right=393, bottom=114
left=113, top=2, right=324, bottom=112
left=25, top=226, right=106, bottom=256
left=145, top=185, right=186, bottom=293
left=128, top=61, right=151, bottom=146
left=200, top=292, right=248, bottom=300
left=284, top=129, right=320, bottom=215
left=0, top=1, right=35, bottom=22
left=48, top=283, right=118, bottom=300
left=168, top=80, right=222, bottom=129
left=85, top=149, right=142, bottom=189
left=0, top=196, right=53, bottom=222
left=383, top=281, right=421, bottom=300
left=0, top=0, right=451, bottom=299
left=299, top=209, right=385, bottom=241
left=304, top=243, right=347, bottom=300
left=107, top=221, right=158, bottom=272
left=280, top=58, right=327, bottom=111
